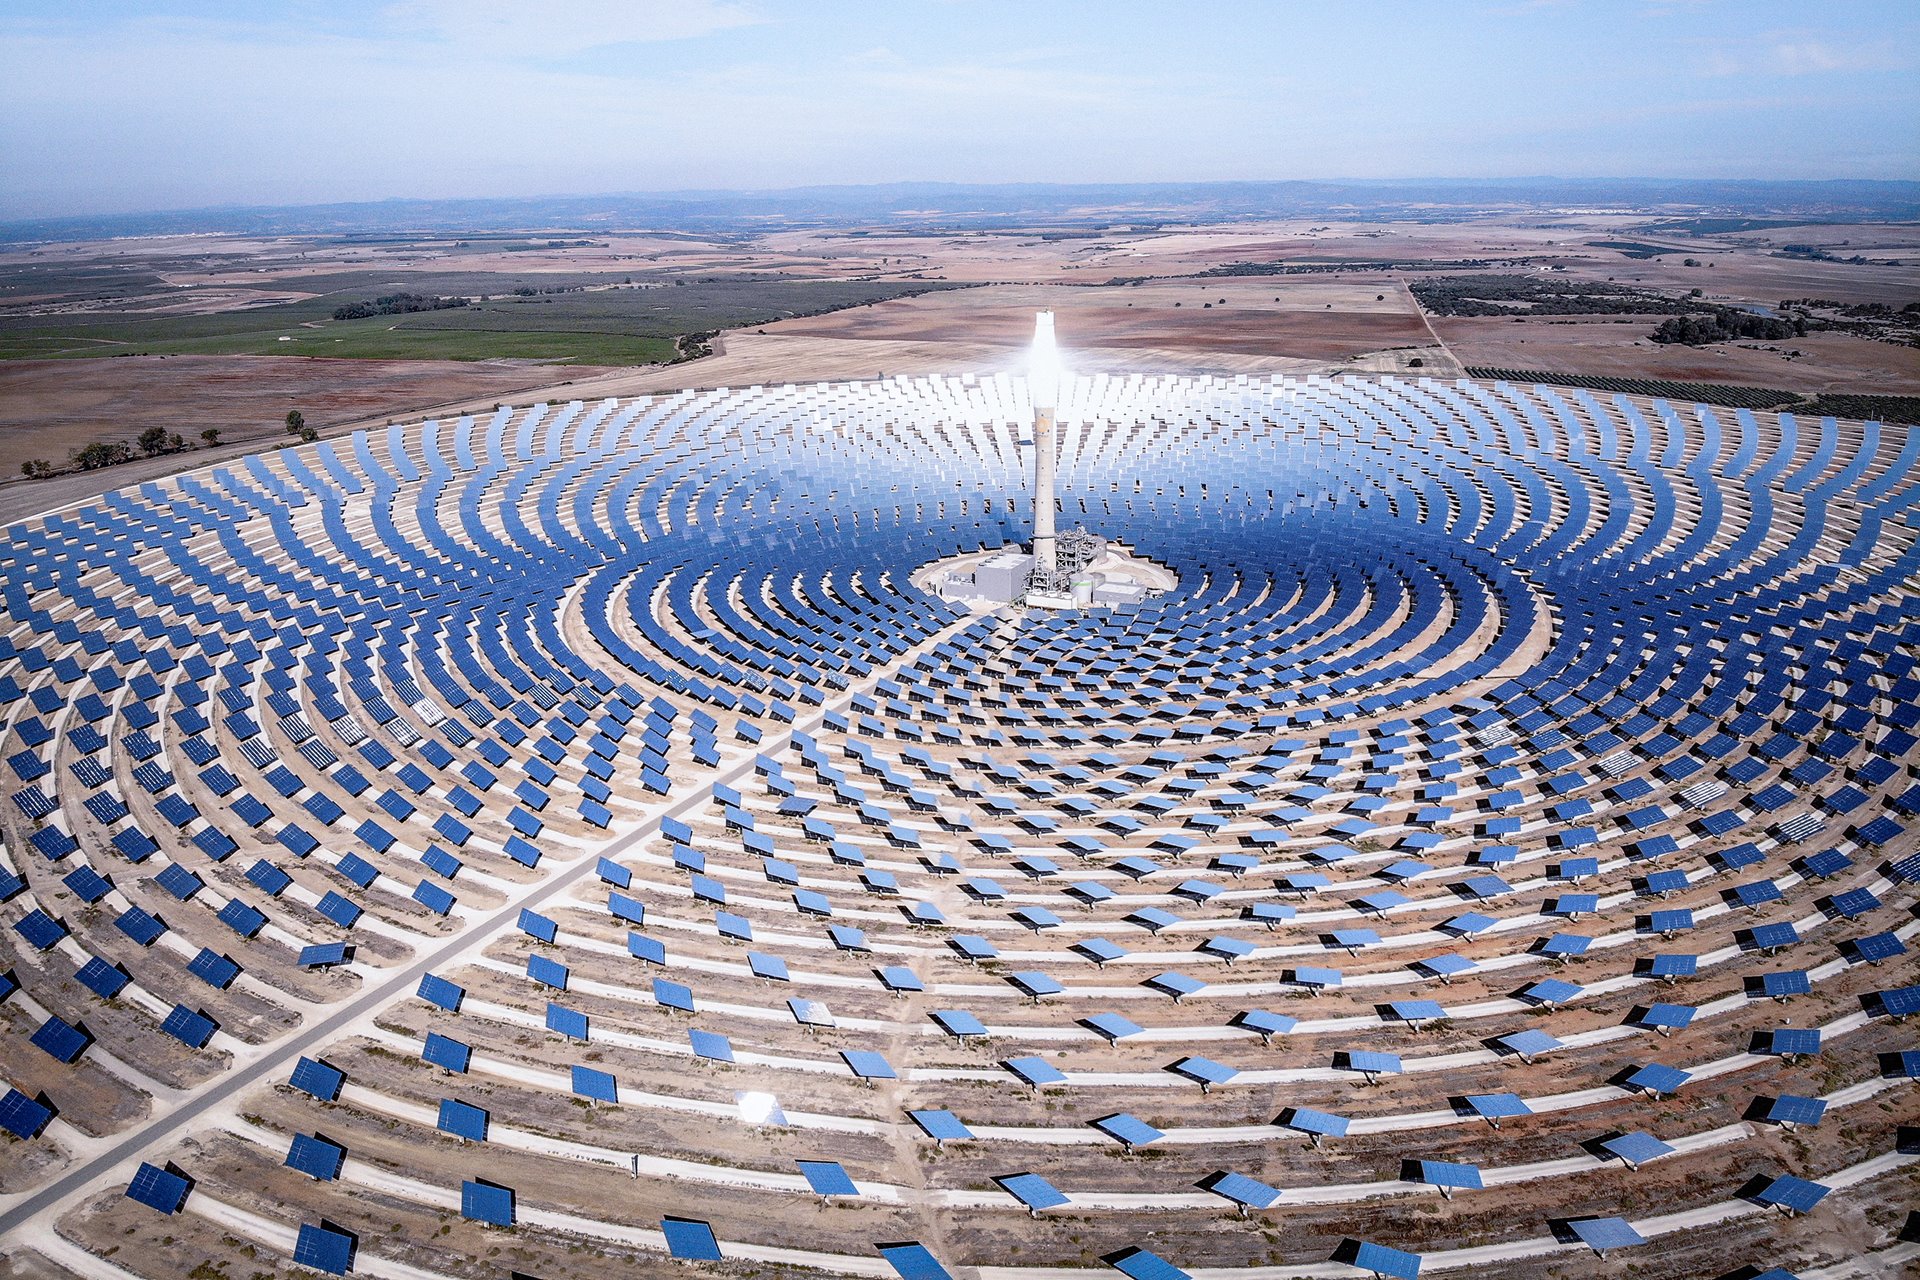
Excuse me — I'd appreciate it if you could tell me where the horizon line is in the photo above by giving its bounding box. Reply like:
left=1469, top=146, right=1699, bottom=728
left=7, top=174, right=1920, bottom=233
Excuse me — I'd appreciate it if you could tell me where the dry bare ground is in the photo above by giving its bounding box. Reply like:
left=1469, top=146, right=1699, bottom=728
left=1, top=213, right=1914, bottom=526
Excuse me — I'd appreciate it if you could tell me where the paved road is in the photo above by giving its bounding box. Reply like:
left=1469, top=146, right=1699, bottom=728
left=0, top=605, right=980, bottom=1246
left=0, top=736, right=767, bottom=1241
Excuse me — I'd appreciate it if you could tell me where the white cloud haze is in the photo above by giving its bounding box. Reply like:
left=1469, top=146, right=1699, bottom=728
left=0, top=0, right=1912, bottom=219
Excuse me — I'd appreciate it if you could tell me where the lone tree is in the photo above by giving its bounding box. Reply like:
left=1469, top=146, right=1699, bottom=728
left=201, top=427, right=221, bottom=446
left=137, top=426, right=171, bottom=456
left=285, top=408, right=317, bottom=443
left=19, top=459, right=53, bottom=479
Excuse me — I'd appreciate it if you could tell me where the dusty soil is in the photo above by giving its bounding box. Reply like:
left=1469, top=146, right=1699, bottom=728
left=0, top=354, right=622, bottom=513
left=3, top=214, right=1915, bottom=527
left=768, top=281, right=1434, bottom=361
left=0, top=1250, right=83, bottom=1280
left=1434, top=315, right=1920, bottom=395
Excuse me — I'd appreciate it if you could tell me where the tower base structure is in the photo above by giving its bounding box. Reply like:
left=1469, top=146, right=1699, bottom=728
left=1023, top=527, right=1133, bottom=607
left=925, top=531, right=1159, bottom=611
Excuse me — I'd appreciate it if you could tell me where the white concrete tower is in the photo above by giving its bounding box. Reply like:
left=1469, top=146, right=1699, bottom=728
left=1030, top=310, right=1059, bottom=575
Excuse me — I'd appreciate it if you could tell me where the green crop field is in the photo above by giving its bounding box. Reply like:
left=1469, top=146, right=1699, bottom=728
left=0, top=321, right=677, bottom=364
left=0, top=264, right=971, bottom=365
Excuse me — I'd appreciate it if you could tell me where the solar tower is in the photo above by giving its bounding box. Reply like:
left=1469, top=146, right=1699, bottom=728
left=1029, top=310, right=1060, bottom=577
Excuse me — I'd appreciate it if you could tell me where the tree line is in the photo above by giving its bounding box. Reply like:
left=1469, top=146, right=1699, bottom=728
left=331, top=292, right=470, bottom=320
left=18, top=409, right=317, bottom=482
left=1649, top=308, right=1808, bottom=346
left=20, top=425, right=222, bottom=480
left=1409, top=274, right=1697, bottom=317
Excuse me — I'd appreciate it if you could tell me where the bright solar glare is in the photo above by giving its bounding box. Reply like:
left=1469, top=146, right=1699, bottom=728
left=736, top=1091, right=779, bottom=1125
left=1028, top=310, right=1060, bottom=412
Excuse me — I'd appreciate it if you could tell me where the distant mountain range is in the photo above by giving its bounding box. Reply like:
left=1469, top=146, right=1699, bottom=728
left=5, top=178, right=1916, bottom=244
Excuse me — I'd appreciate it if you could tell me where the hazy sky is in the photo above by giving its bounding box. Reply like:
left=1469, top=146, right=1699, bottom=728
left=2, top=0, right=1915, bottom=219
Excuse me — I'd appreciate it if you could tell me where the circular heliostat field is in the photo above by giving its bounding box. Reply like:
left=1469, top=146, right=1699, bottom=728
left=0, top=373, right=1915, bottom=1280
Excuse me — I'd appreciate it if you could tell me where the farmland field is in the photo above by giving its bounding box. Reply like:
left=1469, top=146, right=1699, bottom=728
left=0, top=267, right=971, bottom=364
left=0, top=213, right=1914, bottom=514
